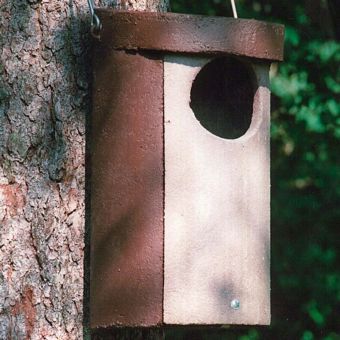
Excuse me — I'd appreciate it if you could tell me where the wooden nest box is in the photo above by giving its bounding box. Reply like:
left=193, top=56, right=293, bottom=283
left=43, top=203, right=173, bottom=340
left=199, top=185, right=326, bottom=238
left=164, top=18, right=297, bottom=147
left=90, top=10, right=284, bottom=328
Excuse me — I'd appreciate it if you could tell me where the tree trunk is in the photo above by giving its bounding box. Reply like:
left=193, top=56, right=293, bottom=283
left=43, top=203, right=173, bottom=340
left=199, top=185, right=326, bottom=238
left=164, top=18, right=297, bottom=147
left=0, top=0, right=168, bottom=339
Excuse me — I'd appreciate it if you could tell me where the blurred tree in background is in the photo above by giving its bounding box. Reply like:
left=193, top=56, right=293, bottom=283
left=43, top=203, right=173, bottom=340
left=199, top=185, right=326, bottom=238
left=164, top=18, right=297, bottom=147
left=168, top=1, right=340, bottom=339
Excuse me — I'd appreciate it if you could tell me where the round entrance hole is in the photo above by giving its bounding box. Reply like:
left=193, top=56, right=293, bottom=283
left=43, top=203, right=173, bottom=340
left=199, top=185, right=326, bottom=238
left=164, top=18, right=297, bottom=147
left=190, top=57, right=256, bottom=139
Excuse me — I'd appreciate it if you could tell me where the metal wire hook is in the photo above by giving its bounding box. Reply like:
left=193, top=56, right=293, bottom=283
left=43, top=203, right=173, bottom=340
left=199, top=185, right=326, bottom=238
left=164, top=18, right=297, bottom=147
left=87, top=0, right=102, bottom=38
left=230, top=0, right=238, bottom=18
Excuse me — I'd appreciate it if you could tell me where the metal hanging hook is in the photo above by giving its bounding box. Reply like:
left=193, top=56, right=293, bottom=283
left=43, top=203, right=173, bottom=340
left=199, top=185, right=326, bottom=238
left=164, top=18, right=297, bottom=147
left=87, top=0, right=102, bottom=38
left=230, top=0, right=238, bottom=18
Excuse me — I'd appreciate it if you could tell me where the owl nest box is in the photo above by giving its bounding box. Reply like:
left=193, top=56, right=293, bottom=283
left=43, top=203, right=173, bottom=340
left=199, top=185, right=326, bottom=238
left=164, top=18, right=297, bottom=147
left=90, top=10, right=284, bottom=328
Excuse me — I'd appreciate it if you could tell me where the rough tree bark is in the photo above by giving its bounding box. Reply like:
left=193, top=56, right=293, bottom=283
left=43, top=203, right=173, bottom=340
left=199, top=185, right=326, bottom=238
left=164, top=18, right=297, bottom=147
left=0, top=0, right=168, bottom=339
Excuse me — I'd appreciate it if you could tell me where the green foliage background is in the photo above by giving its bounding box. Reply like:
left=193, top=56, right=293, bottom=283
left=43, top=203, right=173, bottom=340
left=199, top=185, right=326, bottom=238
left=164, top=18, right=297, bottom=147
left=167, top=1, right=340, bottom=339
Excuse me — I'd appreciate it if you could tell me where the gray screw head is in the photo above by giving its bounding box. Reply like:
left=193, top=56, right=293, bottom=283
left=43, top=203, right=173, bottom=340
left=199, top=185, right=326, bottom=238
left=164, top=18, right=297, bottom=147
left=230, top=299, right=240, bottom=310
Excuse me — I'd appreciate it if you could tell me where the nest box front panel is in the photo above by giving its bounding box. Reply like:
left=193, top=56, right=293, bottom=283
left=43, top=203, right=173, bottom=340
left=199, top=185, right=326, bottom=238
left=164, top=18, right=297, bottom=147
left=164, top=55, right=271, bottom=325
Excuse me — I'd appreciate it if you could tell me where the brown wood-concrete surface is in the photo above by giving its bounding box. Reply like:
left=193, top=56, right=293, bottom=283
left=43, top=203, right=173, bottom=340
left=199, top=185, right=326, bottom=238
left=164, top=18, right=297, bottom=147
left=90, top=46, right=164, bottom=328
left=96, top=10, right=284, bottom=61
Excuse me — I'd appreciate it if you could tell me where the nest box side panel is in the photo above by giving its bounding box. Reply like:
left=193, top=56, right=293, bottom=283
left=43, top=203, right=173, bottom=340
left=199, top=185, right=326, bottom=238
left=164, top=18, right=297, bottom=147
left=164, top=55, right=271, bottom=325
left=90, top=48, right=164, bottom=328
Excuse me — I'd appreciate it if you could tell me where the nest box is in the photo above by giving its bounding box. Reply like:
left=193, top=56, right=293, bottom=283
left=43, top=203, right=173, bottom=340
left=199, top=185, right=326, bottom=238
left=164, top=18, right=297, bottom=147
left=90, top=10, right=284, bottom=328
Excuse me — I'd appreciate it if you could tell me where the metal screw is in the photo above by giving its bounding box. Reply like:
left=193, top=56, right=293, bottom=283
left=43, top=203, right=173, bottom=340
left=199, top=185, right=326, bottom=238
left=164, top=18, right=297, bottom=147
left=230, top=299, right=240, bottom=310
